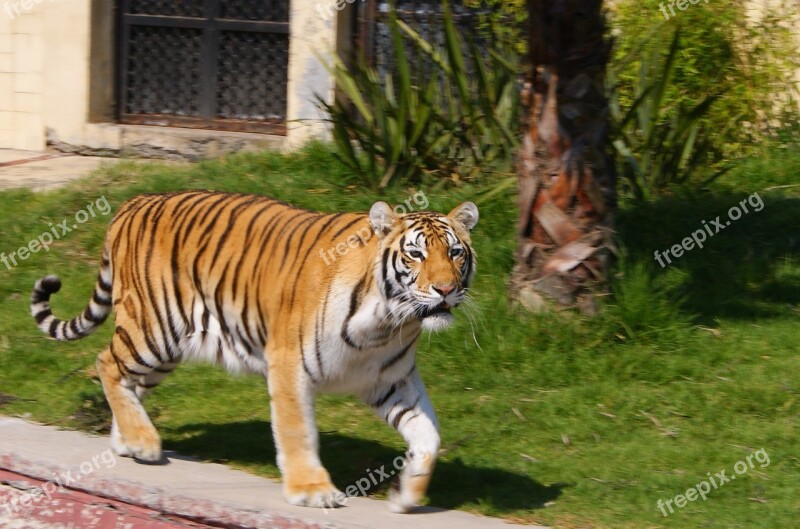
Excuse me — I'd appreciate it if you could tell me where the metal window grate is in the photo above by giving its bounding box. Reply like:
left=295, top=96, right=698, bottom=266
left=125, top=26, right=203, bottom=117
left=216, top=31, right=289, bottom=121
left=219, top=0, right=289, bottom=22
left=128, top=0, right=205, bottom=17
left=359, top=0, right=486, bottom=81
left=118, top=0, right=290, bottom=135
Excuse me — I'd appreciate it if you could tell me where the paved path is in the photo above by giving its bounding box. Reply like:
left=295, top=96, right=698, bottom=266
left=0, top=150, right=117, bottom=192
left=0, top=417, right=548, bottom=529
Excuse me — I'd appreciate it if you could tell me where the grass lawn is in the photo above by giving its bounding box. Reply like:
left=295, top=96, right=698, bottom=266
left=0, top=144, right=797, bottom=528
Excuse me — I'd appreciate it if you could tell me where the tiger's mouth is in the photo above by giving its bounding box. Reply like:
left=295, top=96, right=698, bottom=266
left=419, top=302, right=452, bottom=319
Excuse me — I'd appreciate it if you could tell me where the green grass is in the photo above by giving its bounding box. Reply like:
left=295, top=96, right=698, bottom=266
left=0, top=143, right=798, bottom=528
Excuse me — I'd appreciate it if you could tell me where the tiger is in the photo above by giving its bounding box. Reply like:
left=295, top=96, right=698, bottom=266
left=29, top=191, right=478, bottom=513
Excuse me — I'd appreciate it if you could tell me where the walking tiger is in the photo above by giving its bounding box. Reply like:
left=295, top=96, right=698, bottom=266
left=30, top=191, right=478, bottom=512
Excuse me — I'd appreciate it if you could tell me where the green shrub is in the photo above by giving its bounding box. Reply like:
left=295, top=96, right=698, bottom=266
left=317, top=1, right=520, bottom=188
left=608, top=29, right=735, bottom=200
left=609, top=0, right=800, bottom=155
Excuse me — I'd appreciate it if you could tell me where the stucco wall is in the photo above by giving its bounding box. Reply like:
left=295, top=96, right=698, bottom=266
left=0, top=0, right=342, bottom=153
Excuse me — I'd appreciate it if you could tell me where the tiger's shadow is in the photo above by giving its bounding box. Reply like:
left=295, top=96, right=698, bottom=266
left=163, top=420, right=564, bottom=513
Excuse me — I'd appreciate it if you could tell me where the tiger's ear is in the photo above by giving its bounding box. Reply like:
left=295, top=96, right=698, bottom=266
left=369, top=201, right=398, bottom=239
left=448, top=201, right=479, bottom=232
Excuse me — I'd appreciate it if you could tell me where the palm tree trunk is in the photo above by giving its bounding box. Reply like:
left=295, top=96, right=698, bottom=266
left=510, top=0, right=616, bottom=315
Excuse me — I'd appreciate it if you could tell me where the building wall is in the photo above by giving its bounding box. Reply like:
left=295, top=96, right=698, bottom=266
left=0, top=0, right=49, bottom=150
left=0, top=0, right=343, bottom=153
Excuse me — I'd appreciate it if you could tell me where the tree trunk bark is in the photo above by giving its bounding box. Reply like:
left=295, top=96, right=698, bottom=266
left=510, top=0, right=617, bottom=315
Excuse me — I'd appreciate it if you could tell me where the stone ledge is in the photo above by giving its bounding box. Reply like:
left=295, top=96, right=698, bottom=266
left=46, top=125, right=285, bottom=161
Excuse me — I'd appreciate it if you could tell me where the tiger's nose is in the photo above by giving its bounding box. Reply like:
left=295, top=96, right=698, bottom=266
left=432, top=283, right=456, bottom=297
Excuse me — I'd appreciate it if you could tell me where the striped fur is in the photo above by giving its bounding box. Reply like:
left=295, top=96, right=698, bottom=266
left=29, top=191, right=478, bottom=512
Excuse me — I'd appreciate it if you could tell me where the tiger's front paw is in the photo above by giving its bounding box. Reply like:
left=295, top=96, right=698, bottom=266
left=284, top=467, right=343, bottom=509
left=388, top=475, right=420, bottom=513
left=388, top=453, right=436, bottom=513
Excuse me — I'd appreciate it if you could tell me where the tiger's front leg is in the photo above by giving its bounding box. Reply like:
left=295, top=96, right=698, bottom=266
left=266, top=345, right=342, bottom=508
left=366, top=366, right=441, bottom=513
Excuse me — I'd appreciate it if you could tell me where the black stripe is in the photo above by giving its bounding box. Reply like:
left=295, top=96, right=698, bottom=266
left=48, top=318, right=59, bottom=337
left=393, top=250, right=409, bottom=285
left=140, top=200, right=175, bottom=363
left=208, top=196, right=262, bottom=271
left=83, top=306, right=104, bottom=323
left=314, top=305, right=326, bottom=379
left=160, top=279, right=182, bottom=361
left=177, top=193, right=220, bottom=247
left=240, top=289, right=259, bottom=351
left=340, top=275, right=367, bottom=349
left=170, top=227, right=189, bottom=330
left=279, top=214, right=324, bottom=273
left=302, top=356, right=316, bottom=382
left=373, top=384, right=397, bottom=408
left=381, top=248, right=393, bottom=298
left=69, top=317, right=82, bottom=337
left=116, top=326, right=156, bottom=369
left=330, top=216, right=366, bottom=241
left=392, top=400, right=419, bottom=429
left=201, top=304, right=210, bottom=331
left=380, top=340, right=417, bottom=372
left=141, top=321, right=167, bottom=365
left=263, top=210, right=310, bottom=255
left=31, top=290, right=48, bottom=304
left=464, top=246, right=474, bottom=287
left=213, top=262, right=232, bottom=338
left=98, top=276, right=112, bottom=292
left=110, top=342, right=148, bottom=377
left=286, top=213, right=354, bottom=310
left=34, top=309, right=51, bottom=324
left=299, top=327, right=317, bottom=383
left=125, top=199, right=161, bottom=352
left=92, top=290, right=111, bottom=306
left=230, top=201, right=285, bottom=298
left=243, top=200, right=283, bottom=241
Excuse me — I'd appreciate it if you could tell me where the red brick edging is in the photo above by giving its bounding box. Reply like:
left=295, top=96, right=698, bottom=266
left=0, top=453, right=334, bottom=529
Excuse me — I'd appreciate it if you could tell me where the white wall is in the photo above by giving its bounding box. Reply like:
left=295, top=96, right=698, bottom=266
left=0, top=0, right=343, bottom=153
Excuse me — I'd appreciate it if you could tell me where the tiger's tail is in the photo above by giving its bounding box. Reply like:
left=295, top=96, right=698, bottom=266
left=30, top=249, right=113, bottom=341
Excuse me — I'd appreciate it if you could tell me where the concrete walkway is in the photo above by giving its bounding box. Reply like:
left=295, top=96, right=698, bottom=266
left=0, top=417, right=548, bottom=529
left=0, top=150, right=117, bottom=192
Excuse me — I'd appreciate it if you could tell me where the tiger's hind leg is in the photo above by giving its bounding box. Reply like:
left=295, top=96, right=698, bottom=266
left=97, top=332, right=174, bottom=463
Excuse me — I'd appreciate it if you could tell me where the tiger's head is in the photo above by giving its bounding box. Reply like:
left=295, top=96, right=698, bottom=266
left=369, top=201, right=478, bottom=331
